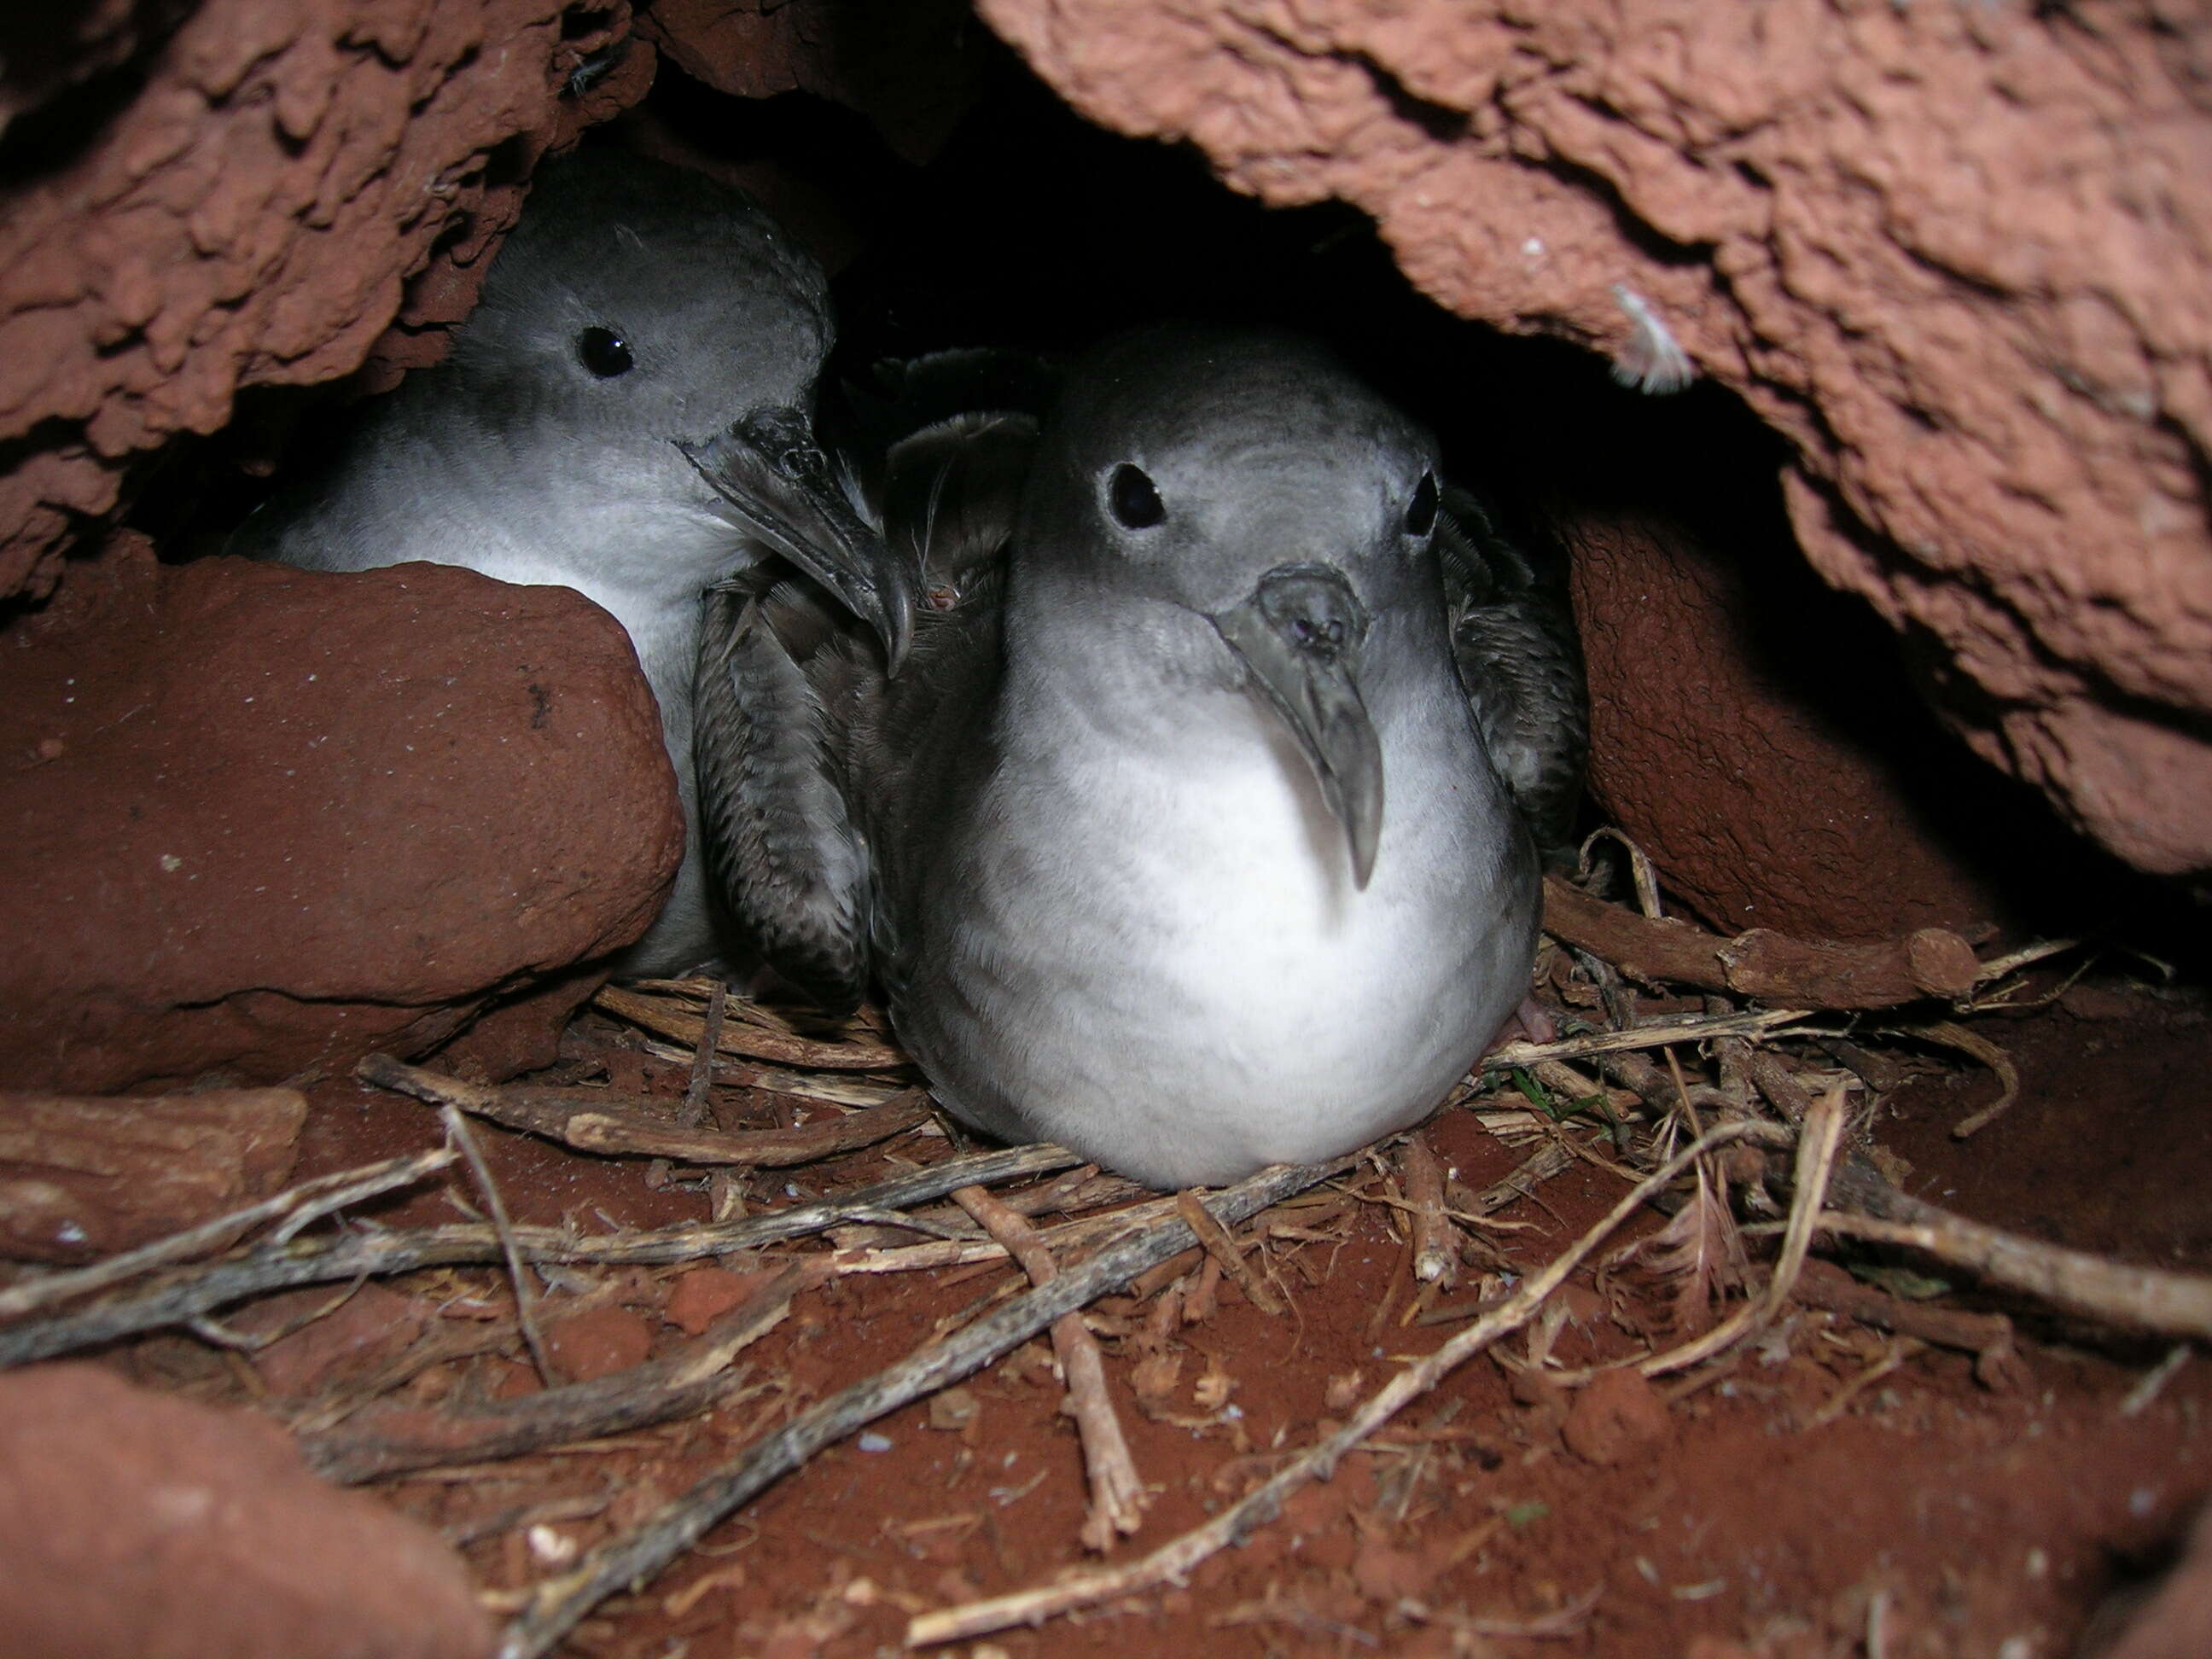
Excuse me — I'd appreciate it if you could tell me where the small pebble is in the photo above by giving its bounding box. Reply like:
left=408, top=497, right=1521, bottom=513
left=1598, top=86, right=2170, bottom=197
left=858, top=1432, right=894, bottom=1453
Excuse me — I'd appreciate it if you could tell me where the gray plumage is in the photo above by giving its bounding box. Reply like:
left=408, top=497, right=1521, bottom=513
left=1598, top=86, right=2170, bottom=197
left=700, top=329, right=1581, bottom=1188
left=230, top=149, right=911, bottom=976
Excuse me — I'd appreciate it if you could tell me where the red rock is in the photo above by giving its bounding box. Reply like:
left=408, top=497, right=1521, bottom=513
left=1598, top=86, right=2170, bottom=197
left=662, top=1266, right=779, bottom=1336
left=1566, top=509, right=2055, bottom=940
left=0, top=1364, right=493, bottom=1659
left=0, top=544, right=683, bottom=1092
left=974, top=0, right=2212, bottom=877
left=544, top=1304, right=655, bottom=1382
left=1561, top=1367, right=1671, bottom=1467
left=0, top=1088, right=303, bottom=1262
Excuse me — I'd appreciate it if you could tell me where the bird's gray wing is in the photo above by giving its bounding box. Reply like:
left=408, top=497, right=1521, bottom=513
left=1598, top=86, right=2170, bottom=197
left=693, top=576, right=874, bottom=1010
left=1439, top=484, right=1589, bottom=868
left=693, top=404, right=1039, bottom=1011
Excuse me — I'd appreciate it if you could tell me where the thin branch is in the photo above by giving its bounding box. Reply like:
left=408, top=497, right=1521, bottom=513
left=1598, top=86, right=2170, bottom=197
left=1173, top=1191, right=1284, bottom=1316
left=953, top=1185, right=1146, bottom=1550
left=1484, top=1007, right=1817, bottom=1071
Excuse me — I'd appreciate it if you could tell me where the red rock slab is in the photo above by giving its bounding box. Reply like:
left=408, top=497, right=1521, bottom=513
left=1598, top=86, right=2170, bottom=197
left=0, top=1086, right=304, bottom=1263
left=0, top=540, right=684, bottom=1094
left=0, top=1363, right=494, bottom=1659
left=974, top=0, right=2212, bottom=876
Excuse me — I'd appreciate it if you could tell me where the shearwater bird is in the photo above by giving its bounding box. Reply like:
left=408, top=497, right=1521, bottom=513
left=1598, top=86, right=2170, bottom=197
left=230, top=148, right=913, bottom=977
left=697, top=328, right=1577, bottom=1187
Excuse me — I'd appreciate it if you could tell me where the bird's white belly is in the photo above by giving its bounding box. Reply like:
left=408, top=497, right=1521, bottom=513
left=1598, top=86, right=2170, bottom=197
left=919, top=719, right=1533, bottom=1187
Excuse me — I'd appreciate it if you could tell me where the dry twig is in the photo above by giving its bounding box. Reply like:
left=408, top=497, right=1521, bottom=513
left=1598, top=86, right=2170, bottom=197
left=0, top=1145, right=455, bottom=1323
left=677, top=979, right=729, bottom=1129
left=1401, top=1134, right=1457, bottom=1289
left=358, top=1054, right=932, bottom=1166
left=1173, top=1191, right=1285, bottom=1316
left=594, top=984, right=905, bottom=1070
left=0, top=1144, right=1080, bottom=1368
left=1540, top=875, right=1984, bottom=1009
left=302, top=1264, right=810, bottom=1482
left=953, top=1185, right=1146, bottom=1549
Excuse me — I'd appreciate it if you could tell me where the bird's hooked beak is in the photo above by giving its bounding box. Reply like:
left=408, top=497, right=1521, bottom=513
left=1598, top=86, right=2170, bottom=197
left=680, top=409, right=915, bottom=671
left=1208, top=563, right=1384, bottom=889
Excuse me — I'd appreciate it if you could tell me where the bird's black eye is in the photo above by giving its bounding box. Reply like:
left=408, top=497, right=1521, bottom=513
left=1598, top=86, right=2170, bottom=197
left=1405, top=472, right=1439, bottom=537
left=1108, top=463, right=1165, bottom=530
left=576, top=326, right=633, bottom=377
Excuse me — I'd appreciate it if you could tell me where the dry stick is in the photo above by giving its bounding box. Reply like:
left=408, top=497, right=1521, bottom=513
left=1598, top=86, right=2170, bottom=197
left=1540, top=874, right=1985, bottom=1009
left=1748, top=1048, right=2212, bottom=1341
left=1401, top=1134, right=1456, bottom=1289
left=1484, top=1006, right=1816, bottom=1071
left=303, top=1264, right=812, bottom=1482
left=495, top=1158, right=1349, bottom=1659
left=905, top=1121, right=1769, bottom=1649
left=0, top=1144, right=1081, bottom=1369
left=678, top=979, right=729, bottom=1129
left=0, top=1145, right=456, bottom=1324
left=952, top=1185, right=1146, bottom=1550
left=440, top=1104, right=556, bottom=1387
left=594, top=983, right=907, bottom=1071
left=1173, top=1191, right=1285, bottom=1316
left=358, top=1054, right=932, bottom=1166
left=1813, top=1209, right=2212, bottom=1342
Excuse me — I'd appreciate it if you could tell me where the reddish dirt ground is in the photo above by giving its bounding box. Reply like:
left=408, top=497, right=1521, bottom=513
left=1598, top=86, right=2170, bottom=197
left=93, top=979, right=2212, bottom=1659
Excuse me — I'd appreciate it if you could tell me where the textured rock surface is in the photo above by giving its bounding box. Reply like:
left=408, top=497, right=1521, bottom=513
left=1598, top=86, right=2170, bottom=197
left=975, top=0, right=2212, bottom=876
left=0, top=1363, right=495, bottom=1659
left=0, top=1087, right=304, bottom=1261
left=0, top=539, right=684, bottom=1093
left=636, top=0, right=987, bottom=164
left=0, top=0, right=649, bottom=602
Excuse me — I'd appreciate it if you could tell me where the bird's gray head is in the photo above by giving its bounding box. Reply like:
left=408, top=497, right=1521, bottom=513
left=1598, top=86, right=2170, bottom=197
left=442, top=150, right=910, bottom=661
left=1017, top=328, right=1447, bottom=887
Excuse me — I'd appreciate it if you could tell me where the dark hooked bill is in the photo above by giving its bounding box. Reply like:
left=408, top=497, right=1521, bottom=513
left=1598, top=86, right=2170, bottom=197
left=1208, top=562, right=1384, bottom=889
left=680, top=408, right=916, bottom=670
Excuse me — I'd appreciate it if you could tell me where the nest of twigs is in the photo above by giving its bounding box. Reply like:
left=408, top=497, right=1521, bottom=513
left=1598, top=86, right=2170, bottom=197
left=3, top=851, right=2207, bottom=1657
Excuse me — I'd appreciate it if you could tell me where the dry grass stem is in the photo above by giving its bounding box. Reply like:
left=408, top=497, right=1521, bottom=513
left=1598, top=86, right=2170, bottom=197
left=439, top=1103, right=556, bottom=1387
left=1173, top=1190, right=1286, bottom=1316
left=952, top=1185, right=1147, bottom=1549
left=904, top=1121, right=1770, bottom=1649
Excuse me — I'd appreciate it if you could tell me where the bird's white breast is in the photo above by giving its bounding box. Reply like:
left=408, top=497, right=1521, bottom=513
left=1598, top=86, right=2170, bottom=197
left=909, top=685, right=1535, bottom=1187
